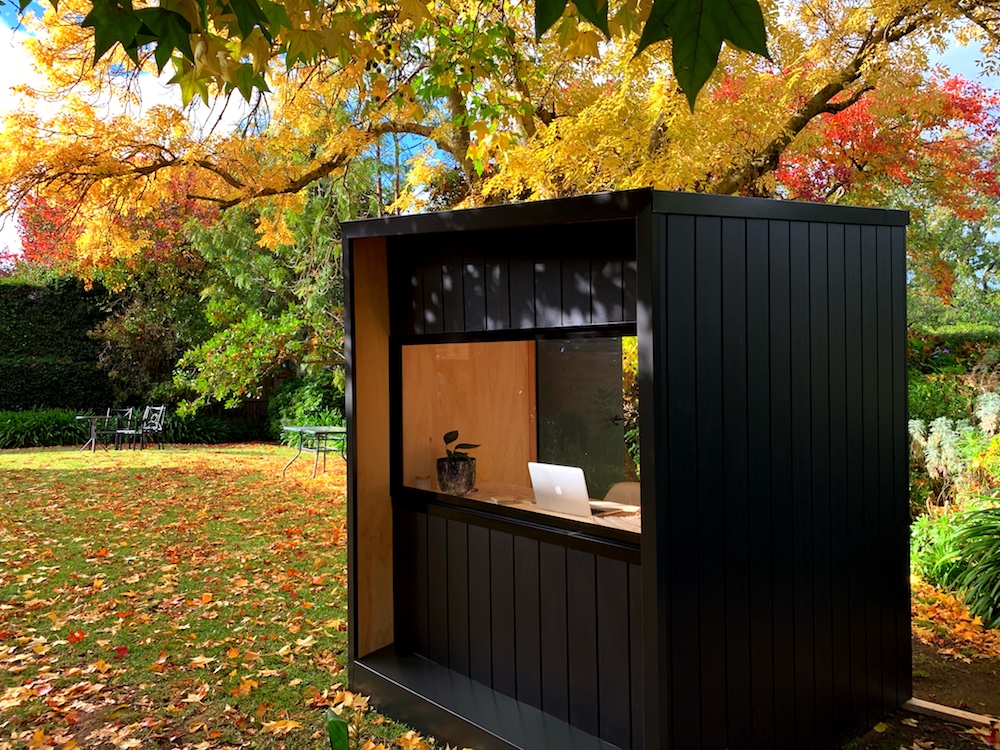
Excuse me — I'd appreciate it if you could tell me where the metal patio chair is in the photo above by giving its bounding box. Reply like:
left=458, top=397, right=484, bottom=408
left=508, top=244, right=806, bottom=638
left=96, top=408, right=134, bottom=450
left=117, top=405, right=167, bottom=449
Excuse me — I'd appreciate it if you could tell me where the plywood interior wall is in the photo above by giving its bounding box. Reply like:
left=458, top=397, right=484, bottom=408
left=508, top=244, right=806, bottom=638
left=352, top=237, right=393, bottom=658
left=402, top=341, right=537, bottom=488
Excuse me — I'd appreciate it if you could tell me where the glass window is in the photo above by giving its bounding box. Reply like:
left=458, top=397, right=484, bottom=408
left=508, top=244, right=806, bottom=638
left=400, top=337, right=639, bottom=532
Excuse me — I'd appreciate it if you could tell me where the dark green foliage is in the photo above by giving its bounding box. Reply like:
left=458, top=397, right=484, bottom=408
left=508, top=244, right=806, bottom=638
left=0, top=278, right=113, bottom=409
left=954, top=507, right=1000, bottom=628
left=161, top=411, right=231, bottom=444
left=911, top=510, right=971, bottom=590
left=267, top=370, right=346, bottom=444
left=908, top=325, right=1000, bottom=375
left=908, top=373, right=975, bottom=424
left=0, top=409, right=88, bottom=448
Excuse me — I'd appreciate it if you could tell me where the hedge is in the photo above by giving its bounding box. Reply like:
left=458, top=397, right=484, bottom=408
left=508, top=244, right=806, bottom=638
left=0, top=278, right=113, bottom=409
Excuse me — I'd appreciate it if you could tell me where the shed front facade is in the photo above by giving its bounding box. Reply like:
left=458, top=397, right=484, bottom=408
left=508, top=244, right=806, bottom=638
left=342, top=189, right=910, bottom=750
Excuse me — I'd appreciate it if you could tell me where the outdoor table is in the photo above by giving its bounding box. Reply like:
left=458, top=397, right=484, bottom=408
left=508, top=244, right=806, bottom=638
left=76, top=414, right=108, bottom=453
left=281, top=426, right=346, bottom=478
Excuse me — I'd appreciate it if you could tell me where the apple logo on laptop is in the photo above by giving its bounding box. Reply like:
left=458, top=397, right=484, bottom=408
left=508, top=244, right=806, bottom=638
left=554, top=484, right=563, bottom=495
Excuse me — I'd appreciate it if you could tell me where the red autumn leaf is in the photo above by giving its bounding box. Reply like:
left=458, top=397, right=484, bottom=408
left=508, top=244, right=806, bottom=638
left=114, top=645, right=129, bottom=658
left=67, top=629, right=85, bottom=643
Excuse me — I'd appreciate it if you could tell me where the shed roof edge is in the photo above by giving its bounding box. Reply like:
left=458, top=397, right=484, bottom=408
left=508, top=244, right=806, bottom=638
left=342, top=189, right=909, bottom=239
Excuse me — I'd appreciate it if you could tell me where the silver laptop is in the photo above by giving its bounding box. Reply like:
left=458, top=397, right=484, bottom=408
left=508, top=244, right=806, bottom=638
left=528, top=461, right=636, bottom=517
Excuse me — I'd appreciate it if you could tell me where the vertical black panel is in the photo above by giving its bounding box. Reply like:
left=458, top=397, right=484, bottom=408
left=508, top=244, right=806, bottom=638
left=567, top=548, right=599, bottom=737
left=809, top=223, right=834, bottom=745
left=422, top=257, right=444, bottom=335
left=463, top=254, right=487, bottom=333
left=789, top=221, right=816, bottom=748
left=721, top=218, right=752, bottom=745
left=843, top=223, right=868, bottom=726
left=408, top=261, right=425, bottom=335
left=540, top=542, right=569, bottom=721
left=876, top=225, right=897, bottom=711
left=467, top=525, right=492, bottom=686
left=441, top=255, right=465, bottom=333
left=665, top=214, right=700, bottom=749
left=695, top=216, right=728, bottom=749
left=447, top=519, right=471, bottom=676
left=623, top=255, right=638, bottom=323
left=597, top=558, right=631, bottom=748
left=827, top=224, right=853, bottom=736
left=592, top=258, right=624, bottom=323
left=514, top=536, right=542, bottom=709
left=485, top=255, right=510, bottom=330
left=392, top=507, right=418, bottom=653
left=745, top=218, right=775, bottom=749
left=860, top=225, right=882, bottom=723
left=508, top=255, right=535, bottom=329
left=628, top=564, right=643, bottom=750
left=562, top=256, right=592, bottom=326
left=490, top=530, right=516, bottom=697
left=768, top=219, right=796, bottom=750
left=427, top=515, right=449, bottom=665
left=413, top=511, right=430, bottom=656
left=534, top=258, right=563, bottom=327
left=891, top=226, right=912, bottom=706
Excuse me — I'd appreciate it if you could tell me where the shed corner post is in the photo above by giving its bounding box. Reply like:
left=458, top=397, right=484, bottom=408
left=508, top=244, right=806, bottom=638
left=637, top=202, right=671, bottom=750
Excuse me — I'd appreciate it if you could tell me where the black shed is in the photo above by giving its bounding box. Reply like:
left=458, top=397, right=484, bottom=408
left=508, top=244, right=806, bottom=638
left=342, top=189, right=910, bottom=750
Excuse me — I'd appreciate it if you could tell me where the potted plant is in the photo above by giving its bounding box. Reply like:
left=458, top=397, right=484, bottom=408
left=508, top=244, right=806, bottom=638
left=436, top=430, right=480, bottom=494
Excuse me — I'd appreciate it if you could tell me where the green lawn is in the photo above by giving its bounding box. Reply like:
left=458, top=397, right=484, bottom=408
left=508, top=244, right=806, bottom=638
left=0, top=444, right=422, bottom=750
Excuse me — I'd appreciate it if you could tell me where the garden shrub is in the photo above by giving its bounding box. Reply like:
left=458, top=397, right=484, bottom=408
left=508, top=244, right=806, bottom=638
left=267, top=369, right=346, bottom=444
left=0, top=409, right=87, bottom=448
left=911, top=508, right=973, bottom=591
left=908, top=373, right=975, bottom=424
left=162, top=412, right=232, bottom=444
left=954, top=507, right=1000, bottom=628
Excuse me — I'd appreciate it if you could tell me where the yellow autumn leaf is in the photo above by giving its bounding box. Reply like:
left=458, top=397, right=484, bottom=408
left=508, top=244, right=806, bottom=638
left=261, top=719, right=301, bottom=735
left=396, top=0, right=431, bottom=26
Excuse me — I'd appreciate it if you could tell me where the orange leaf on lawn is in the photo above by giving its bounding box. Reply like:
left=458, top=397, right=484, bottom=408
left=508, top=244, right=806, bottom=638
left=260, top=719, right=301, bottom=735
left=67, top=629, right=85, bottom=643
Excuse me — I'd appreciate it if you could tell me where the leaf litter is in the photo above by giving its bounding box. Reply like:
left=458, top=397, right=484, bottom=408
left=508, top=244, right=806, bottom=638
left=0, top=444, right=463, bottom=750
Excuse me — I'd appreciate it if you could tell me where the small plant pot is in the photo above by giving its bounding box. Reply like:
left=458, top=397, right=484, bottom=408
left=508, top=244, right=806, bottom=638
left=437, top=457, right=476, bottom=495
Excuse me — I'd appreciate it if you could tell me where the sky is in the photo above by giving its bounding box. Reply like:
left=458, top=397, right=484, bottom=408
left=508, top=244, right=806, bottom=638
left=0, top=12, right=999, bottom=258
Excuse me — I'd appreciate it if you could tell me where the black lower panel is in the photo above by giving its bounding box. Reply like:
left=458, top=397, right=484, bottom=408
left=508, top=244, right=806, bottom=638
left=353, top=646, right=626, bottom=750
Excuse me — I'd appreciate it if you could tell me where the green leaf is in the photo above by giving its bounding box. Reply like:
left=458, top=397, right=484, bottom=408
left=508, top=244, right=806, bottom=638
left=82, top=0, right=143, bottom=62
left=454, top=443, right=479, bottom=450
left=234, top=63, right=256, bottom=99
left=226, top=0, right=269, bottom=40
left=574, top=0, right=609, bottom=36
left=134, top=7, right=193, bottom=71
left=443, top=430, right=458, bottom=445
left=324, top=709, right=349, bottom=750
left=636, top=0, right=769, bottom=108
left=258, top=0, right=290, bottom=32
left=535, top=0, right=569, bottom=40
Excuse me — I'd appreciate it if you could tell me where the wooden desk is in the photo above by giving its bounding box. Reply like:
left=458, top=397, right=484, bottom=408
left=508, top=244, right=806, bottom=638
left=455, top=480, right=641, bottom=533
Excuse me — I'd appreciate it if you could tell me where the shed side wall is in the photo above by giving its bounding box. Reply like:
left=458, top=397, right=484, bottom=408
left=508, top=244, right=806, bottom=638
left=651, top=216, right=909, bottom=750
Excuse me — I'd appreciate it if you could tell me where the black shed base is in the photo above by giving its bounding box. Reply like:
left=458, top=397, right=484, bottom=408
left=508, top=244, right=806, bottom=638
left=353, top=646, right=624, bottom=750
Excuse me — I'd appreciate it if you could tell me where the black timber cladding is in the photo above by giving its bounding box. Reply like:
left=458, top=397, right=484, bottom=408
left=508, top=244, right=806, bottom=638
left=643, top=213, right=910, bottom=750
left=342, top=190, right=910, bottom=750
left=388, top=220, right=638, bottom=335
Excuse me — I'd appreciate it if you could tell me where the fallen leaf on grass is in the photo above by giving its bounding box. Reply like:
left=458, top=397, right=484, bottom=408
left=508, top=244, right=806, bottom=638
left=66, top=629, right=85, bottom=643
left=874, top=722, right=889, bottom=733
left=901, top=717, right=920, bottom=727
left=261, top=719, right=301, bottom=735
